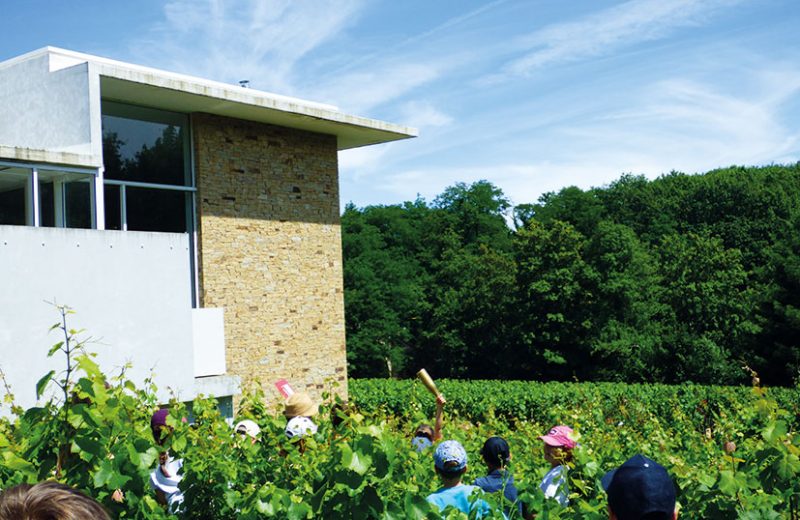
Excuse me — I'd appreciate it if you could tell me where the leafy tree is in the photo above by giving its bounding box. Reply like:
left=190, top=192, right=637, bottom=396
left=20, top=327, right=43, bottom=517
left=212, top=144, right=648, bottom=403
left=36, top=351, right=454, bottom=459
left=514, top=220, right=599, bottom=380
left=341, top=165, right=800, bottom=385
left=419, top=243, right=517, bottom=379
left=657, top=232, right=758, bottom=383
left=525, top=186, right=605, bottom=237
left=432, top=180, right=512, bottom=252
left=342, top=203, right=430, bottom=377
left=756, top=217, right=800, bottom=385
left=584, top=221, right=664, bottom=382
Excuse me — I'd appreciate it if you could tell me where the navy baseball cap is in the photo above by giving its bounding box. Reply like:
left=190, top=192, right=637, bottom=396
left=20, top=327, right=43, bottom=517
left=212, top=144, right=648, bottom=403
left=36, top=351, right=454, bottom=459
left=480, top=436, right=510, bottom=467
left=602, top=454, right=676, bottom=520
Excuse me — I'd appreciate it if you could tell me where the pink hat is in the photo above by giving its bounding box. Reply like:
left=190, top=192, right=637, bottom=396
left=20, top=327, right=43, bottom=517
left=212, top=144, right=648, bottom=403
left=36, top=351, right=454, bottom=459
left=539, top=425, right=577, bottom=449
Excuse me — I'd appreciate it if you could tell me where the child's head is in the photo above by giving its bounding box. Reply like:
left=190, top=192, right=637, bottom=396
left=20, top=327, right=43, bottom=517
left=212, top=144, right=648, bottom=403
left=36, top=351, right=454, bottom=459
left=150, top=409, right=172, bottom=446
left=0, top=482, right=111, bottom=520
left=330, top=401, right=352, bottom=429
left=539, top=425, right=577, bottom=466
left=284, top=416, right=317, bottom=455
left=434, top=440, right=468, bottom=484
left=412, top=424, right=435, bottom=451
left=480, top=436, right=511, bottom=470
left=285, top=416, right=317, bottom=439
left=234, top=419, right=261, bottom=443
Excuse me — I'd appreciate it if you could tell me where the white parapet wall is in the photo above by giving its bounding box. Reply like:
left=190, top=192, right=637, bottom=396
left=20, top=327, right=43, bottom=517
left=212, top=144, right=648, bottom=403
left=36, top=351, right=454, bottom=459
left=0, top=225, right=204, bottom=411
left=0, top=51, right=100, bottom=162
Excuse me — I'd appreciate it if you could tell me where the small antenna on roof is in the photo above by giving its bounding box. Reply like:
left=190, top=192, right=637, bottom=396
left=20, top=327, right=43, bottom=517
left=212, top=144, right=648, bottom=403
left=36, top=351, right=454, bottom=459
left=239, top=80, right=250, bottom=88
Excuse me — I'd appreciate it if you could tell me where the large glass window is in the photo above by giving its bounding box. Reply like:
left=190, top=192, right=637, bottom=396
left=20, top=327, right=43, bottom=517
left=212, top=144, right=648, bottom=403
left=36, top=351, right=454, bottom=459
left=0, top=164, right=94, bottom=228
left=101, top=102, right=193, bottom=233
left=0, top=167, right=30, bottom=225
left=38, top=170, right=93, bottom=229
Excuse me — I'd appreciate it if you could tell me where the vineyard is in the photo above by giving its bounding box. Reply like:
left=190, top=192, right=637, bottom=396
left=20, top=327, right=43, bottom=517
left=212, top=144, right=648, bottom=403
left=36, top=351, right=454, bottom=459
left=1, top=336, right=799, bottom=520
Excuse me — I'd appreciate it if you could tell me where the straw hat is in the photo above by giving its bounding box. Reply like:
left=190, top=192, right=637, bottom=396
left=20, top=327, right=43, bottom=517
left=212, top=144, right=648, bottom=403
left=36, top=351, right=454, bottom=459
left=283, top=392, right=318, bottom=418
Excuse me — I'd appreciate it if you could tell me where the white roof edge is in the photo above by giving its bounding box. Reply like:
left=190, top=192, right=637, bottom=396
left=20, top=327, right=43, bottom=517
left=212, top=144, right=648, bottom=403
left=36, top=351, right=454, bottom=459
left=41, top=46, right=340, bottom=112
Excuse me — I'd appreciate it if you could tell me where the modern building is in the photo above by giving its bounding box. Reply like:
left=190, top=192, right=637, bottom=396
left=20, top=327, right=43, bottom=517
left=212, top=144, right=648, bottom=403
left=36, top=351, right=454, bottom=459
left=0, top=47, right=416, bottom=414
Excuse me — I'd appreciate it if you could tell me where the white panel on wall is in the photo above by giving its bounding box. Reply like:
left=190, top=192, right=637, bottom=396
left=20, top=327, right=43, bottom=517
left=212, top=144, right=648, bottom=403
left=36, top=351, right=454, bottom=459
left=192, top=307, right=226, bottom=377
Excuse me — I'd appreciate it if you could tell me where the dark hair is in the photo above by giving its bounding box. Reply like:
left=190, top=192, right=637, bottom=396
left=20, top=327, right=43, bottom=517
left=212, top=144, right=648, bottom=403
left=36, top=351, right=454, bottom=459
left=0, top=481, right=110, bottom=520
left=331, top=402, right=352, bottom=429
left=436, top=460, right=467, bottom=479
left=414, top=424, right=434, bottom=441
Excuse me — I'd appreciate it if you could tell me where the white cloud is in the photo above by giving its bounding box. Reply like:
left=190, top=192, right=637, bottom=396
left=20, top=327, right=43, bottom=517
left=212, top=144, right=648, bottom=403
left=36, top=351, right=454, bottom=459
left=131, top=0, right=466, bottom=113
left=491, top=0, right=744, bottom=81
left=365, top=65, right=800, bottom=208
left=121, top=0, right=800, bottom=213
left=133, top=0, right=365, bottom=94
left=313, top=63, right=441, bottom=114
left=586, top=70, right=800, bottom=170
left=339, top=146, right=392, bottom=180
left=397, top=100, right=453, bottom=129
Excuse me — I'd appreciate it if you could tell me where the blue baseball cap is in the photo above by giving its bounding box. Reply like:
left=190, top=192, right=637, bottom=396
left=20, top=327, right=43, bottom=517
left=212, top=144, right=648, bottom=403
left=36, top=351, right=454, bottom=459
left=602, top=454, right=676, bottom=520
left=434, top=440, right=468, bottom=473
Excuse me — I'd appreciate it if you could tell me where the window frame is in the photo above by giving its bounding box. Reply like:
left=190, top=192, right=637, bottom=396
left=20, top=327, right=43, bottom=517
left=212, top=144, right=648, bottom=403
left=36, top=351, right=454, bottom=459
left=0, top=160, right=98, bottom=228
left=100, top=101, right=196, bottom=232
left=100, top=101, right=199, bottom=307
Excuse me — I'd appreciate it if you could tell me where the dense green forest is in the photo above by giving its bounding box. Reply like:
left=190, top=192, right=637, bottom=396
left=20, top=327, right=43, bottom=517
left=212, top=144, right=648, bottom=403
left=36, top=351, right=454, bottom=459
left=341, top=164, right=800, bottom=386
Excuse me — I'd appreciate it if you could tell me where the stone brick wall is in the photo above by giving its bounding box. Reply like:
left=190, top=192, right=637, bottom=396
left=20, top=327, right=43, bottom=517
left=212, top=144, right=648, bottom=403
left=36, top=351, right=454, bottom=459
left=192, top=113, right=347, bottom=405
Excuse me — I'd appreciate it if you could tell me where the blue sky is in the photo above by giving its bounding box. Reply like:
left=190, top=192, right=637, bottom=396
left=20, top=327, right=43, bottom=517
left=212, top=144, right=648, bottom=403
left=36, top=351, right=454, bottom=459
left=3, top=0, right=800, bottom=209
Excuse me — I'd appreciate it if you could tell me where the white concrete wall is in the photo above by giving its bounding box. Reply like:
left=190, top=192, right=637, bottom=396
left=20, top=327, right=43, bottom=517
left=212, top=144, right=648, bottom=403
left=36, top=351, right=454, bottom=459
left=0, top=53, right=98, bottom=161
left=0, top=225, right=198, bottom=411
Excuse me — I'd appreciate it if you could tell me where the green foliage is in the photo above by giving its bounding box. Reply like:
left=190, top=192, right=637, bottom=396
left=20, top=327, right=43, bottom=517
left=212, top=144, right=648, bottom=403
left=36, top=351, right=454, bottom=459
left=2, top=315, right=799, bottom=518
left=343, top=165, right=800, bottom=385
left=350, top=378, right=800, bottom=518
left=514, top=220, right=599, bottom=379
left=342, top=201, right=432, bottom=377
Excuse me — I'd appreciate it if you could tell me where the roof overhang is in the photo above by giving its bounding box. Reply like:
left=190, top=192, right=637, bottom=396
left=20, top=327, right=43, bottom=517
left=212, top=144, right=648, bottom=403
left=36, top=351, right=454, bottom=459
left=8, top=47, right=418, bottom=151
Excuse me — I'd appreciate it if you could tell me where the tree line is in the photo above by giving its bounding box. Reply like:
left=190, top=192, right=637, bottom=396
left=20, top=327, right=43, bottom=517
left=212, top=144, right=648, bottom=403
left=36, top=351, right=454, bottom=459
left=341, top=164, right=800, bottom=386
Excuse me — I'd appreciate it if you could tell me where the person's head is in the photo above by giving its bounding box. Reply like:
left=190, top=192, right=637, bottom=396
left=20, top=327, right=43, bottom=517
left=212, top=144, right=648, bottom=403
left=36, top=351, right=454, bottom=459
left=412, top=424, right=435, bottom=451
left=150, top=408, right=172, bottom=446
left=283, top=392, right=318, bottom=419
left=481, top=436, right=511, bottom=470
left=285, top=416, right=317, bottom=440
left=434, top=440, right=468, bottom=485
left=284, top=416, right=317, bottom=455
left=602, top=454, right=678, bottom=520
left=330, top=401, right=352, bottom=429
left=234, top=419, right=261, bottom=443
left=0, top=481, right=111, bottom=520
left=539, top=425, right=576, bottom=466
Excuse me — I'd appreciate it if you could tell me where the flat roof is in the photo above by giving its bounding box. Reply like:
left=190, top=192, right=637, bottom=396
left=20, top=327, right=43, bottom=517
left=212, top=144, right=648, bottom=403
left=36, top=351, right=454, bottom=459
left=3, top=47, right=417, bottom=151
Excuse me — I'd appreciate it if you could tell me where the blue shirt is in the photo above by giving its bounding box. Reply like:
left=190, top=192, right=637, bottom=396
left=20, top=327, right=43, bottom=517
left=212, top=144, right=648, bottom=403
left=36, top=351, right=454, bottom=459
left=540, top=464, right=569, bottom=507
left=427, top=484, right=491, bottom=517
left=474, top=469, right=521, bottom=515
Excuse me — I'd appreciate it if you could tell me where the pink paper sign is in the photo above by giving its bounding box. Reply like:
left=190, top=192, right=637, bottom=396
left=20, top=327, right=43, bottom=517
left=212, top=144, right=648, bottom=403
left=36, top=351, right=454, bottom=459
left=274, top=379, right=295, bottom=399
